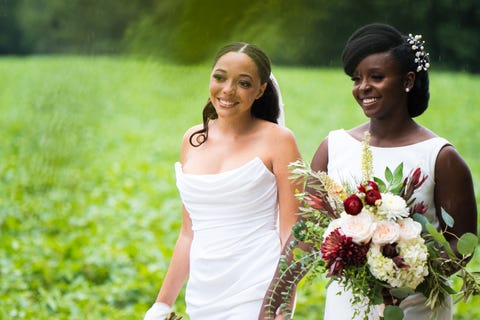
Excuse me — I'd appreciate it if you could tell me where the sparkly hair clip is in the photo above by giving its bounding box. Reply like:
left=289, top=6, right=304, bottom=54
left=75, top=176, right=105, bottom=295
left=407, top=34, right=430, bottom=72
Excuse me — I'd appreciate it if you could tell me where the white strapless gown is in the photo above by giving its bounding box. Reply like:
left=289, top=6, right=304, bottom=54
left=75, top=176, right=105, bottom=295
left=175, top=157, right=281, bottom=320
left=324, top=129, right=453, bottom=320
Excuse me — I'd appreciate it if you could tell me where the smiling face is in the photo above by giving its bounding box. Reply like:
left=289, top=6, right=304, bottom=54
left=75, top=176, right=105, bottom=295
left=209, top=51, right=267, bottom=119
left=351, top=51, right=410, bottom=120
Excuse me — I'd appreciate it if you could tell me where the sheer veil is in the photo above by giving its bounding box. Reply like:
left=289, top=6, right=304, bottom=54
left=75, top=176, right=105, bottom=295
left=270, top=73, right=285, bottom=126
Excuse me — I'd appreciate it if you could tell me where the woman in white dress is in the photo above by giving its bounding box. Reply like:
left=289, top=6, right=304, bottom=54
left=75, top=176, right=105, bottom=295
left=260, top=23, right=477, bottom=320
left=144, top=42, right=301, bottom=320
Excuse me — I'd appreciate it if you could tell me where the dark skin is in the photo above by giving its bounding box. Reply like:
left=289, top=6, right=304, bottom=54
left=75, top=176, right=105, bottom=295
left=259, top=51, right=477, bottom=319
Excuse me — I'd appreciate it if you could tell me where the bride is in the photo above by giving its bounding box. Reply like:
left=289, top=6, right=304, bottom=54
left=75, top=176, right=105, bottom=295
left=143, top=42, right=301, bottom=320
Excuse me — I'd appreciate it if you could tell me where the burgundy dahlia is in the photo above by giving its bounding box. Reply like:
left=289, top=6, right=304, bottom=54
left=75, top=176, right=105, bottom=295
left=321, top=228, right=369, bottom=277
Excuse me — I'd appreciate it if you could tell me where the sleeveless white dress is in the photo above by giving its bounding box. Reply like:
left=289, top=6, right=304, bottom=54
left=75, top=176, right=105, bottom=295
left=175, top=157, right=281, bottom=320
left=323, top=129, right=453, bottom=320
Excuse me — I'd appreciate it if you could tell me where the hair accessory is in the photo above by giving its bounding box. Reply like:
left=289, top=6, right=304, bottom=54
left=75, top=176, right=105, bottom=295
left=407, top=34, right=430, bottom=72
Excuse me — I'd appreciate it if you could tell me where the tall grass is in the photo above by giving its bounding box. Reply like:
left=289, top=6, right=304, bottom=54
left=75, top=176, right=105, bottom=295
left=0, top=56, right=478, bottom=319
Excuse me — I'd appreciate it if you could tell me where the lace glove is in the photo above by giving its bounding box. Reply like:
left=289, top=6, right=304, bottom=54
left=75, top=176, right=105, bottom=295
left=144, top=302, right=172, bottom=320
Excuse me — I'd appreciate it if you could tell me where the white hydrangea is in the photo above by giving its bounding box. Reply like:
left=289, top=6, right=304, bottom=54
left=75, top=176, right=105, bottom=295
left=367, top=237, right=428, bottom=289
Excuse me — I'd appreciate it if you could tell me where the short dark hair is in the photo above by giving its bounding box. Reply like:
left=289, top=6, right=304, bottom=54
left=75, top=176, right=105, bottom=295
left=341, top=23, right=430, bottom=117
left=190, top=42, right=279, bottom=147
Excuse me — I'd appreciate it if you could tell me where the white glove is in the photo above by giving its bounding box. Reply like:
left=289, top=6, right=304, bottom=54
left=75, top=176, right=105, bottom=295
left=144, top=302, right=172, bottom=320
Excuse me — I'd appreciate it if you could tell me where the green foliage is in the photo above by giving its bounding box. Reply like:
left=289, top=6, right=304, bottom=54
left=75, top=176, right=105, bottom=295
left=0, top=57, right=479, bottom=319
left=14, top=0, right=153, bottom=54
left=3, top=0, right=480, bottom=71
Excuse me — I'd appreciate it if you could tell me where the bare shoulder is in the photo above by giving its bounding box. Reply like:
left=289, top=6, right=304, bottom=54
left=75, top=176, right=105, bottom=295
left=261, top=122, right=299, bottom=154
left=436, top=144, right=472, bottom=178
left=180, top=124, right=203, bottom=160
left=182, top=124, right=203, bottom=140
left=437, top=144, right=468, bottom=165
left=257, top=121, right=301, bottom=162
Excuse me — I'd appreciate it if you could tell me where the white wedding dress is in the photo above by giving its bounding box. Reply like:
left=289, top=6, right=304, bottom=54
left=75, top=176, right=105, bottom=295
left=323, top=129, right=453, bottom=320
left=175, top=157, right=281, bottom=320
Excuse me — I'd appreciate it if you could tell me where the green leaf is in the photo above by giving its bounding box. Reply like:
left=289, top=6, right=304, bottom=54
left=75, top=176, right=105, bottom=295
left=390, top=184, right=403, bottom=195
left=390, top=287, right=415, bottom=299
left=371, top=286, right=384, bottom=305
left=441, top=282, right=457, bottom=295
left=392, top=163, right=404, bottom=184
left=374, top=177, right=387, bottom=193
left=426, top=223, right=447, bottom=243
left=384, top=305, right=404, bottom=320
left=457, top=232, right=479, bottom=255
left=413, top=213, right=428, bottom=232
left=384, top=167, right=393, bottom=183
left=440, top=207, right=455, bottom=228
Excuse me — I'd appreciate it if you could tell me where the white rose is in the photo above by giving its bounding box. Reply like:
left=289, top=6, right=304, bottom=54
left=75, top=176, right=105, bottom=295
left=377, top=193, right=409, bottom=220
left=398, top=218, right=422, bottom=241
left=340, top=210, right=375, bottom=244
left=372, top=220, right=400, bottom=245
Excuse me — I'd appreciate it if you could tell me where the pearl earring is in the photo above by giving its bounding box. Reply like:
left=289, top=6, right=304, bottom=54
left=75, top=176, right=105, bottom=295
left=405, top=87, right=410, bottom=92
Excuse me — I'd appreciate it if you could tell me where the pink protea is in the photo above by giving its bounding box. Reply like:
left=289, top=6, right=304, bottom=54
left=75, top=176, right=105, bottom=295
left=411, top=201, right=428, bottom=215
left=321, top=228, right=369, bottom=277
left=304, top=194, right=325, bottom=210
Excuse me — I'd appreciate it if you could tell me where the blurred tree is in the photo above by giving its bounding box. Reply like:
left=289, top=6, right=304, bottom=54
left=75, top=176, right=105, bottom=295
left=15, top=0, right=154, bottom=54
left=0, top=0, right=26, bottom=54
left=125, top=0, right=261, bottom=63
left=2, top=0, right=479, bottom=72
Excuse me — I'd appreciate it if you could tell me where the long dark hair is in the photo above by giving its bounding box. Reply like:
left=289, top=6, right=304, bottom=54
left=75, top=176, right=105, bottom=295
left=341, top=23, right=430, bottom=117
left=189, top=42, right=279, bottom=147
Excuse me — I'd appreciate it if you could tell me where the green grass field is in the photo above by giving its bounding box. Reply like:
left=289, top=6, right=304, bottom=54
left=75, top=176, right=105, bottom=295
left=0, top=56, right=479, bottom=319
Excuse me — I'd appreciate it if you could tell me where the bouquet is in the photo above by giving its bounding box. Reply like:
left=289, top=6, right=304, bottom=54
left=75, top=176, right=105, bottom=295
left=275, top=132, right=479, bottom=320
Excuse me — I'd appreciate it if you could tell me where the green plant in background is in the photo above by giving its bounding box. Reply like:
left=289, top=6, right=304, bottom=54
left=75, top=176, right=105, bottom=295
left=0, top=57, right=479, bottom=319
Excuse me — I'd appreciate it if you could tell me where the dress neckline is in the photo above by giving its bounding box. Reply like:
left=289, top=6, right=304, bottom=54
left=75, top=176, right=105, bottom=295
left=339, top=129, right=443, bottom=149
left=176, top=157, right=273, bottom=177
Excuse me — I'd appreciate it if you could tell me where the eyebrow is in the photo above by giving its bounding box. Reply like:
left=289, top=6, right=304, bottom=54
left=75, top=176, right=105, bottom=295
left=213, top=68, right=254, bottom=80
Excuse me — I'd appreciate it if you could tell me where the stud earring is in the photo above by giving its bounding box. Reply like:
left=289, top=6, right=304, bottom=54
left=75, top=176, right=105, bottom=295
left=405, top=87, right=410, bottom=92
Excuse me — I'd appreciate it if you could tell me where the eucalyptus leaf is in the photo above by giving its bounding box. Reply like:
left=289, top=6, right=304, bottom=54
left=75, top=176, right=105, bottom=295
left=413, top=213, right=428, bottom=231
left=440, top=207, right=455, bottom=228
left=457, top=232, right=479, bottom=255
left=384, top=305, right=404, bottom=320
left=390, top=287, right=415, bottom=299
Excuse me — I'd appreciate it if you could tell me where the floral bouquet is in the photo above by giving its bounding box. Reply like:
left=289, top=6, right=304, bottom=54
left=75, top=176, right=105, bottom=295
left=274, top=133, right=479, bottom=320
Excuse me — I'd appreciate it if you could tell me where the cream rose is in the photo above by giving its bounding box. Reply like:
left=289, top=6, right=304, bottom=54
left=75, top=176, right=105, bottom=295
left=323, top=217, right=344, bottom=240
left=372, top=220, right=400, bottom=245
left=340, top=210, right=375, bottom=244
left=398, top=218, right=422, bottom=241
